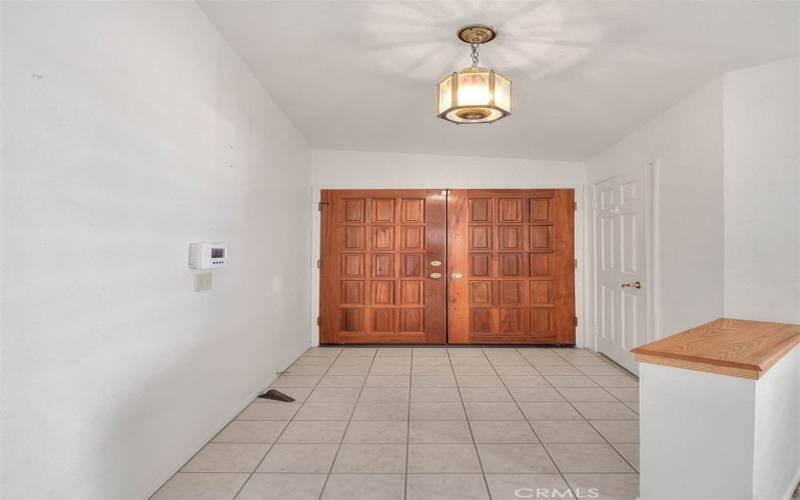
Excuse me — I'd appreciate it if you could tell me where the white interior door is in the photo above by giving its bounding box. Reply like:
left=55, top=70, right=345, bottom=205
left=593, top=167, right=652, bottom=374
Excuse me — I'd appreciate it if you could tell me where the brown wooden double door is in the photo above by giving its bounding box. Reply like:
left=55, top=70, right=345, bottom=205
left=320, top=189, right=575, bottom=345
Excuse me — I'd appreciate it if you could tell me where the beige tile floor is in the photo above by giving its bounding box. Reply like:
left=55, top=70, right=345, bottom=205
left=152, top=347, right=639, bottom=500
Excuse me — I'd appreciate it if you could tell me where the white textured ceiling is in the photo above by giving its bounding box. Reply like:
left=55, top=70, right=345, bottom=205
left=199, top=1, right=799, bottom=160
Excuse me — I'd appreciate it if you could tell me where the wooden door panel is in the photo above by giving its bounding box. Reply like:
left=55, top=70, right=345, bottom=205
left=320, top=190, right=446, bottom=344
left=448, top=189, right=575, bottom=345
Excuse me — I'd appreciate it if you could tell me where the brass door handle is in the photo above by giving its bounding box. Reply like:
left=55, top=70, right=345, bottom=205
left=451, top=273, right=464, bottom=279
left=429, top=272, right=443, bottom=279
left=621, top=281, right=641, bottom=289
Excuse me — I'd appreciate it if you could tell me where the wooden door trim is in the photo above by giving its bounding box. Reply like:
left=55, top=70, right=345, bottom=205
left=446, top=189, right=469, bottom=343
left=424, top=190, right=447, bottom=343
left=319, top=189, right=336, bottom=343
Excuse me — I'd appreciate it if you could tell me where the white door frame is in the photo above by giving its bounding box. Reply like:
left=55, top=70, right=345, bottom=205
left=590, top=160, right=658, bottom=370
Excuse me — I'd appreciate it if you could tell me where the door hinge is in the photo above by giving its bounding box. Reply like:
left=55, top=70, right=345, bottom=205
left=574, top=316, right=578, bottom=326
left=316, top=316, right=320, bottom=326
left=316, top=259, right=321, bottom=269
left=573, top=201, right=578, bottom=211
left=574, top=259, right=578, bottom=268
left=318, top=202, right=329, bottom=211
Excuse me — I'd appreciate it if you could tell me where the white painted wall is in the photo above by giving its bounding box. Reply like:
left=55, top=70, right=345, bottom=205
left=639, top=346, right=800, bottom=500
left=2, top=2, right=311, bottom=498
left=587, top=78, right=726, bottom=342
left=639, top=363, right=756, bottom=499
left=592, top=61, right=799, bottom=498
left=311, top=150, right=587, bottom=189
left=753, top=347, right=800, bottom=500
left=723, top=58, right=800, bottom=323
left=587, top=59, right=800, bottom=347
left=310, top=150, right=588, bottom=345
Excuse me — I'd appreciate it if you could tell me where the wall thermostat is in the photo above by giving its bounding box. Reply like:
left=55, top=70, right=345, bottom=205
left=189, top=242, right=227, bottom=269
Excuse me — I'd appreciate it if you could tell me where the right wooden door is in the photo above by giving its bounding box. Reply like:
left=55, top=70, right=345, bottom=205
left=447, top=189, right=576, bottom=344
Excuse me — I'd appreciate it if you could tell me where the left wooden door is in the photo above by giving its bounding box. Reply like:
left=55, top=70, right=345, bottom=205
left=320, top=190, right=447, bottom=344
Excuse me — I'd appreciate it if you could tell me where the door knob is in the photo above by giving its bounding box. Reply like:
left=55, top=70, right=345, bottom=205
left=621, top=281, right=641, bottom=289
left=430, top=260, right=442, bottom=267
left=451, top=273, right=464, bottom=279
left=429, top=272, right=442, bottom=279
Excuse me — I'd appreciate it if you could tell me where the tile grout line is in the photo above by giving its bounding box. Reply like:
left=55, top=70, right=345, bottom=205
left=580, top=418, right=640, bottom=473
left=549, top=349, right=640, bottom=475
left=403, top=350, right=413, bottom=500
left=207, top=438, right=636, bottom=445
left=483, top=348, right=577, bottom=498
left=447, top=348, right=494, bottom=500
left=177, top=469, right=638, bottom=474
left=231, top=348, right=344, bottom=500
left=156, top=347, right=639, bottom=499
left=316, top=348, right=379, bottom=500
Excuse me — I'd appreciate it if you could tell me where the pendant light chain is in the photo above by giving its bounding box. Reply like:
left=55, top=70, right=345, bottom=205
left=470, top=42, right=480, bottom=67
left=437, top=24, right=511, bottom=124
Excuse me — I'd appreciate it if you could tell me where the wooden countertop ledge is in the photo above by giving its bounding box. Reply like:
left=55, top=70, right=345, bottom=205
left=631, top=318, right=800, bottom=379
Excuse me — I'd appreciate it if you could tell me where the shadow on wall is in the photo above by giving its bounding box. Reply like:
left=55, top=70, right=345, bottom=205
left=355, top=0, right=639, bottom=82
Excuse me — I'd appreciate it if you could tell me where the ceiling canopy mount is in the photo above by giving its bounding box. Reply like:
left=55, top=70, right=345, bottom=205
left=457, top=24, right=497, bottom=45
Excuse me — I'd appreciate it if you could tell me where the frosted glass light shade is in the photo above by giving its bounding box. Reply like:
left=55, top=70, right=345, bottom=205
left=436, top=67, right=511, bottom=124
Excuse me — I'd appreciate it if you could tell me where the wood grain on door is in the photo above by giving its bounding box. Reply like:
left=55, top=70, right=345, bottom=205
left=447, top=189, right=576, bottom=344
left=320, top=190, right=447, bottom=344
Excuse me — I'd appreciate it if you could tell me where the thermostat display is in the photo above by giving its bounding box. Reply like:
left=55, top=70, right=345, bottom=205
left=189, top=242, right=227, bottom=269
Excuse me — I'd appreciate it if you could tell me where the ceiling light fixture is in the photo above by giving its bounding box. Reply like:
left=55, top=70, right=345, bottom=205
left=436, top=24, right=511, bottom=125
